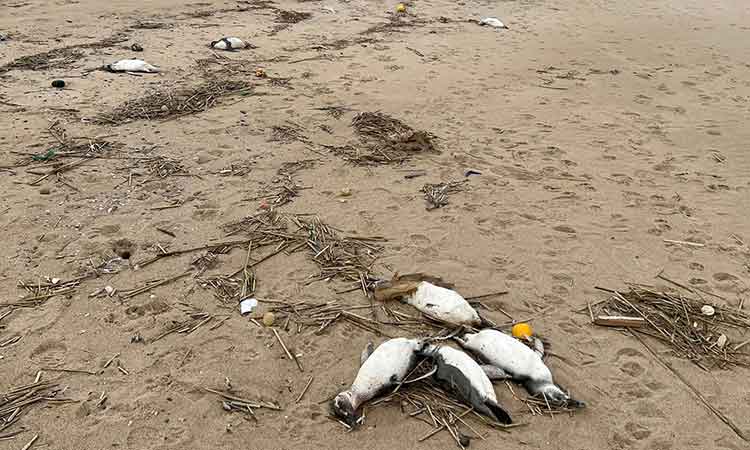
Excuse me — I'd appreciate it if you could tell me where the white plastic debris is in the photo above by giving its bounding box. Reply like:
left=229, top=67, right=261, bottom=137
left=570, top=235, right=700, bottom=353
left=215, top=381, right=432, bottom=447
left=240, top=298, right=258, bottom=315
left=104, top=59, right=160, bottom=73
left=479, top=17, right=509, bottom=29
left=701, top=305, right=715, bottom=316
left=717, top=334, right=728, bottom=348
left=51, top=278, right=61, bottom=285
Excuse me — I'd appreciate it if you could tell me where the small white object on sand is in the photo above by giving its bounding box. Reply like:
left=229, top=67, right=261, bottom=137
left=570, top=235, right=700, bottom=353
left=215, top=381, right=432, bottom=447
left=240, top=297, right=258, bottom=315
left=480, top=17, right=509, bottom=29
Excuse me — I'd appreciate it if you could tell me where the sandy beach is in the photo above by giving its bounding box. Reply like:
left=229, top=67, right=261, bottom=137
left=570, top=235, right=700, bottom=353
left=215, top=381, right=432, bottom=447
left=2, top=0, right=750, bottom=448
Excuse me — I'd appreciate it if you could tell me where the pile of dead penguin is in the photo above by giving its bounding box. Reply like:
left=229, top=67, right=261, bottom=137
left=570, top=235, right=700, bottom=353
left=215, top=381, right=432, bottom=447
left=331, top=274, right=585, bottom=427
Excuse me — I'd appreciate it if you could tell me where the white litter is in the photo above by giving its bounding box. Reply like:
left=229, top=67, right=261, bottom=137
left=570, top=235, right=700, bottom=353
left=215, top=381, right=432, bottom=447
left=701, top=305, right=715, bottom=316
left=240, top=298, right=258, bottom=315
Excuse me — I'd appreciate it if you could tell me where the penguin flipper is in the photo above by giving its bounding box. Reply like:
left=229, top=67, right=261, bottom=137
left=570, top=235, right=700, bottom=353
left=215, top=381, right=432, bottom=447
left=485, top=400, right=512, bottom=424
left=360, top=342, right=374, bottom=366
left=531, top=337, right=545, bottom=358
left=480, top=365, right=510, bottom=381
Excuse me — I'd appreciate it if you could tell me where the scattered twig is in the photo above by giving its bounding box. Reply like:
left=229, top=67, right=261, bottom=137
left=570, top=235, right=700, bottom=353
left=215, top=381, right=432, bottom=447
left=272, top=328, right=304, bottom=372
left=296, top=376, right=314, bottom=403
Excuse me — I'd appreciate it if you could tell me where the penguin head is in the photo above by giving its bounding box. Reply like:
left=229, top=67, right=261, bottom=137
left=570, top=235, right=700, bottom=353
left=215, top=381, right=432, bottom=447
left=539, top=384, right=586, bottom=408
left=416, top=342, right=438, bottom=357
left=331, top=391, right=362, bottom=427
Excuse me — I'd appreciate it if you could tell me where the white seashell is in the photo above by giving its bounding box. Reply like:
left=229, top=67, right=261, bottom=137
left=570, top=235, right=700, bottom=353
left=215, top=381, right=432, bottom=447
left=104, top=285, right=115, bottom=296
left=480, top=17, right=508, bottom=29
left=701, top=305, right=715, bottom=316
left=717, top=334, right=728, bottom=348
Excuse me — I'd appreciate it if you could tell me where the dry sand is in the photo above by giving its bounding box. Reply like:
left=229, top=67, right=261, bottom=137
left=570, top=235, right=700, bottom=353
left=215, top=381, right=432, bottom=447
left=2, top=0, right=750, bottom=448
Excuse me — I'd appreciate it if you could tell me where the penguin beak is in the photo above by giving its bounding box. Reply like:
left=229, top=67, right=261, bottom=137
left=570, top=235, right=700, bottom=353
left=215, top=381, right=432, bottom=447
left=331, top=393, right=362, bottom=428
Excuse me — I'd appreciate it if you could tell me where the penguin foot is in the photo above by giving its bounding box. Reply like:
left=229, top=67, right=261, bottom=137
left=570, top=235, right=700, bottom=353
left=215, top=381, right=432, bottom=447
left=480, top=365, right=510, bottom=381
left=486, top=401, right=513, bottom=424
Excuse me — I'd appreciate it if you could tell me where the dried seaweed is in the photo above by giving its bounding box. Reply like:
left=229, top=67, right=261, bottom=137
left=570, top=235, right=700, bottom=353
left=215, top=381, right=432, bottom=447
left=147, top=156, right=187, bottom=178
left=421, top=181, right=466, bottom=210
left=362, top=15, right=429, bottom=35
left=4, top=278, right=81, bottom=307
left=278, top=159, right=316, bottom=176
left=151, top=306, right=223, bottom=342
left=275, top=10, right=312, bottom=24
left=295, top=216, right=384, bottom=286
left=94, top=79, right=254, bottom=125
left=131, top=21, right=172, bottom=29
left=1, top=381, right=68, bottom=433
left=313, top=105, right=352, bottom=119
left=341, top=111, right=438, bottom=165
left=593, top=285, right=750, bottom=369
left=269, top=123, right=308, bottom=144
left=199, top=275, right=247, bottom=303
left=0, top=34, right=128, bottom=72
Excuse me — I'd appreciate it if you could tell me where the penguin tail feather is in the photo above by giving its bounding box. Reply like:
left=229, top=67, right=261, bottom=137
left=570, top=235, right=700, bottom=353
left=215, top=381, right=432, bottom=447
left=486, top=401, right=512, bottom=425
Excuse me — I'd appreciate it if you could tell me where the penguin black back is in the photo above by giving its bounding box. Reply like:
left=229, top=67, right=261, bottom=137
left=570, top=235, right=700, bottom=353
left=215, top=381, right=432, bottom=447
left=432, top=352, right=512, bottom=424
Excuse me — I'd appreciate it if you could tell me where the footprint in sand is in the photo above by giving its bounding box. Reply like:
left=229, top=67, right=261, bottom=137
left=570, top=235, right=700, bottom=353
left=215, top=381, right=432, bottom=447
left=634, top=400, right=666, bottom=419
left=620, top=361, right=646, bottom=377
left=30, top=340, right=68, bottom=365
left=409, top=233, right=431, bottom=246
left=552, top=224, right=576, bottom=234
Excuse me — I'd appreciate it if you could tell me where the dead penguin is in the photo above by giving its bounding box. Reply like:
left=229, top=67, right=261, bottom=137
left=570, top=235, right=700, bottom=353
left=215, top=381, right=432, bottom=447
left=374, top=274, right=481, bottom=326
left=456, top=329, right=585, bottom=408
left=419, top=344, right=512, bottom=424
left=479, top=17, right=509, bottom=29
left=332, top=338, right=423, bottom=427
left=104, top=59, right=160, bottom=73
left=210, top=37, right=250, bottom=51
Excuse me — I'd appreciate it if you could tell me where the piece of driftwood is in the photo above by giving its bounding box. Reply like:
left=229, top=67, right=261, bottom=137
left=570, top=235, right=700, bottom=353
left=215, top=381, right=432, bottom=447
left=593, top=315, right=645, bottom=328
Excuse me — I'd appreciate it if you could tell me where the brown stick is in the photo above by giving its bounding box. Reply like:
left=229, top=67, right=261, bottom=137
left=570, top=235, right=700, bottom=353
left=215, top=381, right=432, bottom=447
left=296, top=376, right=314, bottom=403
left=418, top=408, right=473, bottom=442
left=40, top=367, right=98, bottom=375
left=272, top=328, right=304, bottom=372
left=593, top=315, right=645, bottom=328
left=121, top=271, right=192, bottom=299
left=20, top=434, right=39, bottom=450
left=464, top=290, right=509, bottom=301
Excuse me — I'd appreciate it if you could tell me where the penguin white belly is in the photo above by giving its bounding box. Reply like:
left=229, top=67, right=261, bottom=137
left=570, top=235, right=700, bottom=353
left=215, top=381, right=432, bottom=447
left=212, top=37, right=247, bottom=50
left=480, top=17, right=507, bottom=28
left=464, top=329, right=552, bottom=382
left=434, top=345, right=496, bottom=402
left=406, top=282, right=480, bottom=325
left=350, top=338, right=420, bottom=403
left=108, top=59, right=159, bottom=73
